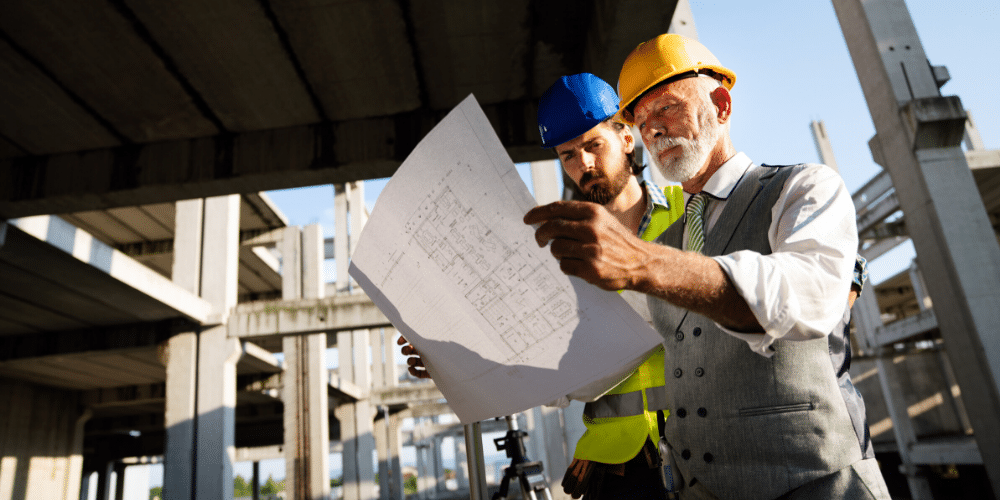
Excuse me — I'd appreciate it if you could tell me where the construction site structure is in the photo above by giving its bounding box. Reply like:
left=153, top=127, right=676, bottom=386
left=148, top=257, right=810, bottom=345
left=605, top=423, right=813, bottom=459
left=1, top=0, right=999, bottom=499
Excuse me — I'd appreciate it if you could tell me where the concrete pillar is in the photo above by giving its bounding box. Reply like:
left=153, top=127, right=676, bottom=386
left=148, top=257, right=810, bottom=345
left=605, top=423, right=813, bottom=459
left=810, top=120, right=840, bottom=173
left=454, top=434, right=468, bottom=491
left=283, top=224, right=331, bottom=500
left=372, top=327, right=404, bottom=500
left=195, top=194, right=242, bottom=500
left=112, top=463, right=126, bottom=500
left=432, top=435, right=444, bottom=495
left=164, top=199, right=203, bottom=500
left=539, top=406, right=569, bottom=487
left=530, top=160, right=560, bottom=205
left=338, top=329, right=377, bottom=500
left=834, top=0, right=1000, bottom=493
left=94, top=462, right=112, bottom=500
left=907, top=260, right=932, bottom=311
left=78, top=472, right=92, bottom=500
left=334, top=184, right=351, bottom=293
left=374, top=410, right=403, bottom=500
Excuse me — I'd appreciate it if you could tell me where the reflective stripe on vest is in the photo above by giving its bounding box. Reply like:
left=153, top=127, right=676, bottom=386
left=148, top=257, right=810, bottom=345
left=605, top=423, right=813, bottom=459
left=583, top=387, right=669, bottom=419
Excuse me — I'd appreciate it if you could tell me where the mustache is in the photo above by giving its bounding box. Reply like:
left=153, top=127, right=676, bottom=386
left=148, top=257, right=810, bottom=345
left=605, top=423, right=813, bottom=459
left=579, top=171, right=604, bottom=186
left=649, top=135, right=691, bottom=152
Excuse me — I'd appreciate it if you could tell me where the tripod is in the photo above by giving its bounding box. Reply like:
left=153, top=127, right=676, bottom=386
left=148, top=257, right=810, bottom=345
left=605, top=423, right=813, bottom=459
left=491, top=415, right=553, bottom=500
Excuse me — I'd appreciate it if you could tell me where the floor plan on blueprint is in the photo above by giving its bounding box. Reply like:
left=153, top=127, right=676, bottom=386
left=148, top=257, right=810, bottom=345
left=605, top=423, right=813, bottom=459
left=349, top=95, right=662, bottom=423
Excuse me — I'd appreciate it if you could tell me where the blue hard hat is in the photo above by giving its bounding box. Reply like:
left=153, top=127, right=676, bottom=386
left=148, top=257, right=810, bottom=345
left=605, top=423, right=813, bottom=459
left=537, top=73, right=620, bottom=148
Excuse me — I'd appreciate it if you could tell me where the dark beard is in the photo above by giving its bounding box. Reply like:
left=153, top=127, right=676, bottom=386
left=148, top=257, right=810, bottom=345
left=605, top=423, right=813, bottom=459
left=581, top=159, right=631, bottom=205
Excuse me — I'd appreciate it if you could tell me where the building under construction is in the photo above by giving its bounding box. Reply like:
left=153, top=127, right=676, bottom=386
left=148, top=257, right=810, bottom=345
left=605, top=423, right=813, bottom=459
left=0, top=0, right=998, bottom=499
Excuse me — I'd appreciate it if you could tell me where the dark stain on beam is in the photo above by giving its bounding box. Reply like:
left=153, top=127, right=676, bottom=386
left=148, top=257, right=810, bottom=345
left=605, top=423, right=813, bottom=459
left=110, top=144, right=142, bottom=191
left=8, top=155, right=46, bottom=202
left=394, top=0, right=430, bottom=110
left=311, top=122, right=339, bottom=170
left=214, top=132, right=236, bottom=180
left=256, top=0, right=329, bottom=121
left=105, top=0, right=227, bottom=134
left=0, top=28, right=130, bottom=145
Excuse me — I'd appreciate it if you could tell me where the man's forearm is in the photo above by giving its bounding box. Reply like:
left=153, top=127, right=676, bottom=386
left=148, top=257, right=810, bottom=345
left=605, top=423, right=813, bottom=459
left=629, top=240, right=763, bottom=333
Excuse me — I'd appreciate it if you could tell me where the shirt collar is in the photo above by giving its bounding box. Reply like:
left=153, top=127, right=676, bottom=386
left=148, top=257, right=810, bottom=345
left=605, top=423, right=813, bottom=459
left=698, top=152, right=753, bottom=200
left=637, top=178, right=671, bottom=236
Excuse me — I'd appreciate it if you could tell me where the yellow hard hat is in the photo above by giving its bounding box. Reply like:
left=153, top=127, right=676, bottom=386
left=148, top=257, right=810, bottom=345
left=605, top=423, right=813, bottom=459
left=616, top=34, right=736, bottom=125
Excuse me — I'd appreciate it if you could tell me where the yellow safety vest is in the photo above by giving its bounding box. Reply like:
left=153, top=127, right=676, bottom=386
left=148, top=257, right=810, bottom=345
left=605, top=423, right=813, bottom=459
left=573, top=185, right=685, bottom=464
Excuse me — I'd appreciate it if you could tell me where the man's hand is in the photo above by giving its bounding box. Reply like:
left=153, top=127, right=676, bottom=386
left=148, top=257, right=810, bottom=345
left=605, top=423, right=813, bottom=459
left=524, top=201, right=647, bottom=291
left=397, top=335, right=432, bottom=379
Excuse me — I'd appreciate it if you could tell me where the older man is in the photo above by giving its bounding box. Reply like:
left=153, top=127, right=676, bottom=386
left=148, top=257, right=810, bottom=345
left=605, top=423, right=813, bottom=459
left=525, top=34, right=889, bottom=500
left=404, top=72, right=685, bottom=499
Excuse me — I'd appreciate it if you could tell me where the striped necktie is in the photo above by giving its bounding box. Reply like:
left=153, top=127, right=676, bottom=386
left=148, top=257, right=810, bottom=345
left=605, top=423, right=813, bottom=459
left=686, top=193, right=708, bottom=254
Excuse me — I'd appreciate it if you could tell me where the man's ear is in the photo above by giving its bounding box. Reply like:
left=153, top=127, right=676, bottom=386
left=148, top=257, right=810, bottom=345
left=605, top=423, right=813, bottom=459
left=620, top=125, right=636, bottom=154
left=710, top=86, right=732, bottom=123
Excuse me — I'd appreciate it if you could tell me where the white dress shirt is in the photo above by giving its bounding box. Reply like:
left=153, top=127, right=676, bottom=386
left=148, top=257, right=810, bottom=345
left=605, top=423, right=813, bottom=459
left=683, top=152, right=858, bottom=357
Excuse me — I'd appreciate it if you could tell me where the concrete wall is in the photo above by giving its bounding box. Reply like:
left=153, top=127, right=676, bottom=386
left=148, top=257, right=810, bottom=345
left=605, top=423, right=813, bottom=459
left=0, top=378, right=86, bottom=500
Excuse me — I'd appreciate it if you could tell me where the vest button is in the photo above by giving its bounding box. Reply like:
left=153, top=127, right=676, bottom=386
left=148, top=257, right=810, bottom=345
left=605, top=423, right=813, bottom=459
left=695, top=367, right=705, bottom=377
left=676, top=408, right=687, bottom=418
left=693, top=327, right=702, bottom=337
left=673, top=368, right=683, bottom=378
left=681, top=449, right=691, bottom=460
left=703, top=452, right=714, bottom=463
left=697, top=407, right=707, bottom=417
left=675, top=331, right=684, bottom=341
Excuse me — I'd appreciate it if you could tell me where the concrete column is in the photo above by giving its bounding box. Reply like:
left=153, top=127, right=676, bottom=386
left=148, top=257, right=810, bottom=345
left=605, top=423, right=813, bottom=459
left=432, top=436, right=444, bottom=495
left=810, top=120, right=840, bottom=173
left=834, top=0, right=1000, bottom=493
left=195, top=194, right=242, bottom=500
left=338, top=329, right=377, bottom=500
left=112, top=463, right=126, bottom=500
left=164, top=198, right=203, bottom=500
left=334, top=184, right=351, bottom=293
left=530, top=160, right=560, bottom=205
left=283, top=224, right=331, bottom=500
left=454, top=434, right=468, bottom=491
left=374, top=410, right=403, bottom=500
left=907, top=260, right=932, bottom=311
left=667, top=0, right=698, bottom=38
left=382, top=327, right=400, bottom=387
left=539, top=406, right=569, bottom=487
left=78, top=472, right=92, bottom=500
left=94, top=462, right=112, bottom=500
left=562, top=401, right=586, bottom=462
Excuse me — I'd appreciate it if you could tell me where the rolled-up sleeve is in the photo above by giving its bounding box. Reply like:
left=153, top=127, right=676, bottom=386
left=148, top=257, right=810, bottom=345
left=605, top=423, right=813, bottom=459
left=712, top=164, right=857, bottom=356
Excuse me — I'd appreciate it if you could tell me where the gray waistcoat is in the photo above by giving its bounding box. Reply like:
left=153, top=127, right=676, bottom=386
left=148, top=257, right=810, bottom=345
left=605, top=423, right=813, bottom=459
left=649, top=164, right=864, bottom=500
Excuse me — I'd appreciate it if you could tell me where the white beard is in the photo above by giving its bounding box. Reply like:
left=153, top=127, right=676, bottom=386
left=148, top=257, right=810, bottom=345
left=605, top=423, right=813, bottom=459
left=648, top=102, right=720, bottom=183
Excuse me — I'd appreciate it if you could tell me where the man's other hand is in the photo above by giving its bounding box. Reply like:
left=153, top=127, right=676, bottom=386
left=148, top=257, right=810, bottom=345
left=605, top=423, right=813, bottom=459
left=397, top=335, right=432, bottom=379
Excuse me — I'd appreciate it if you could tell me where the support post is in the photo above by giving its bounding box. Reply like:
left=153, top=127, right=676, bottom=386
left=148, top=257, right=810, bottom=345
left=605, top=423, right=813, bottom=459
left=283, top=224, right=332, bottom=500
left=832, top=0, right=1000, bottom=494
left=164, top=198, right=203, bottom=500
left=194, top=194, right=242, bottom=500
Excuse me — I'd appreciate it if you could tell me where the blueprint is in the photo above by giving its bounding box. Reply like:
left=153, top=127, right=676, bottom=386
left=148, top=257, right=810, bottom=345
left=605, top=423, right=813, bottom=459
left=349, top=95, right=663, bottom=424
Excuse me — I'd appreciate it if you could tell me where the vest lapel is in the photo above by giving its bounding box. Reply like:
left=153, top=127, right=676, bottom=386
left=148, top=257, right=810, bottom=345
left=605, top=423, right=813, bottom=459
left=703, top=164, right=779, bottom=257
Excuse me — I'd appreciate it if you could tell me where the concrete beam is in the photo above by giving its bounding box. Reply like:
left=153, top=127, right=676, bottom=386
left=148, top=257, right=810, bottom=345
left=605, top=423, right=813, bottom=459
left=874, top=309, right=938, bottom=347
left=0, top=100, right=551, bottom=219
left=227, top=294, right=391, bottom=340
left=1, top=219, right=211, bottom=324
left=370, top=382, right=444, bottom=407
left=908, top=437, right=982, bottom=465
